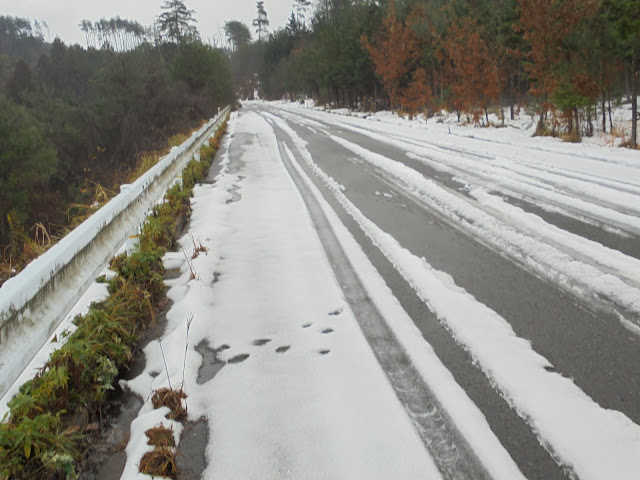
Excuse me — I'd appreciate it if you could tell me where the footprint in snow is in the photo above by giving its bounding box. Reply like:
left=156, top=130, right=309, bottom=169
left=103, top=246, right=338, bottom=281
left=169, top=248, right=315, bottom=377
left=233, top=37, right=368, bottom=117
left=276, top=346, right=291, bottom=354
left=253, top=338, right=271, bottom=346
left=227, top=353, right=250, bottom=364
left=321, top=328, right=334, bottom=335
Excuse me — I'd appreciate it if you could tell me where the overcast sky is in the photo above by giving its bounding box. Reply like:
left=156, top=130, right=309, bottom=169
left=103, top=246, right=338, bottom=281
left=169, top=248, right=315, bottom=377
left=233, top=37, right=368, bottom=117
left=0, top=0, right=300, bottom=46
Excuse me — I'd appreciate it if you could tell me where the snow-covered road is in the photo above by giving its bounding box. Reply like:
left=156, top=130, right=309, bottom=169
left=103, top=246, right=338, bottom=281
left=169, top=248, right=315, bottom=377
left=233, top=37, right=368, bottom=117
left=121, top=111, right=451, bottom=479
left=122, top=103, right=640, bottom=480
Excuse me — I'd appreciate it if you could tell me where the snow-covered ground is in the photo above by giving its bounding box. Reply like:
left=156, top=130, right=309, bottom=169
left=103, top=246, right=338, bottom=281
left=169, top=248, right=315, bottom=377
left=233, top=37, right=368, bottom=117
left=287, top=97, right=639, bottom=149
left=119, top=111, right=445, bottom=479
left=276, top=115, right=640, bottom=478
left=271, top=102, right=640, bottom=330
left=264, top=108, right=640, bottom=479
left=113, top=95, right=640, bottom=479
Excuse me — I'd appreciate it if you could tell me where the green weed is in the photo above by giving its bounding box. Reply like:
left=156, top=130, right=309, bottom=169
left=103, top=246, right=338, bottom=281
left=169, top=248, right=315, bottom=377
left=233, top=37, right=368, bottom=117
left=0, top=113, right=228, bottom=479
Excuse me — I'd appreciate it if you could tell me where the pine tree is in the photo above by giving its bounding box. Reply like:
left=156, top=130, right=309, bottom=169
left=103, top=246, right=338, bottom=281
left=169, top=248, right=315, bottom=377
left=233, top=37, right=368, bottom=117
left=517, top=0, right=599, bottom=133
left=225, top=20, right=252, bottom=51
left=158, top=0, right=198, bottom=45
left=253, top=1, right=270, bottom=42
left=603, top=0, right=640, bottom=147
left=294, top=0, right=312, bottom=27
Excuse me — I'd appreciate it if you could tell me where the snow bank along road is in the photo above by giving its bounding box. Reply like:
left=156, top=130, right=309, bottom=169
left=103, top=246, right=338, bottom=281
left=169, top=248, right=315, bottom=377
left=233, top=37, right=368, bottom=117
left=123, top=104, right=640, bottom=480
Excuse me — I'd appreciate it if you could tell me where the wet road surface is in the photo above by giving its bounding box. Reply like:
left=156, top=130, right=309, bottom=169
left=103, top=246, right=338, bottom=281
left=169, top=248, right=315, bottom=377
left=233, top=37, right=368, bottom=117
left=250, top=103, right=640, bottom=480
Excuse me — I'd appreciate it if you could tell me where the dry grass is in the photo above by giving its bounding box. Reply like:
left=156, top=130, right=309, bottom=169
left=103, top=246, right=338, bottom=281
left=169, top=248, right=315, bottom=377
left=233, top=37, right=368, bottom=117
left=139, top=447, right=177, bottom=478
left=560, top=132, right=582, bottom=143
left=192, top=243, right=208, bottom=259
left=168, top=132, right=190, bottom=148
left=145, top=426, right=176, bottom=448
left=208, top=135, right=220, bottom=150
left=151, top=388, right=187, bottom=421
left=129, top=151, right=161, bottom=183
left=189, top=234, right=208, bottom=259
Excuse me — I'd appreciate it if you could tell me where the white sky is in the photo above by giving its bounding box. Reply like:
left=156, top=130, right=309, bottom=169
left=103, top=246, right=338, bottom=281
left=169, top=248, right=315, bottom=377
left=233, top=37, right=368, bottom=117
left=0, top=0, right=300, bottom=46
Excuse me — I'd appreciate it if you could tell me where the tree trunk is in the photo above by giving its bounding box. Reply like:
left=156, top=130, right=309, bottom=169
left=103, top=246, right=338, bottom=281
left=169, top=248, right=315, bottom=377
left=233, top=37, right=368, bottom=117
left=568, top=108, right=574, bottom=134
left=601, top=57, right=607, bottom=133
left=510, top=74, right=515, bottom=121
left=602, top=91, right=606, bottom=133
left=374, top=82, right=378, bottom=112
left=632, top=50, right=638, bottom=148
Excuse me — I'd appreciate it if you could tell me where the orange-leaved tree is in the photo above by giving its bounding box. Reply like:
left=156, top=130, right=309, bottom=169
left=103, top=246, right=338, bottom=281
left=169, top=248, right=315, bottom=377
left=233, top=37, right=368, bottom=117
left=516, top=0, right=599, bottom=132
left=399, top=67, right=432, bottom=118
left=439, top=17, right=499, bottom=123
left=361, top=0, right=421, bottom=110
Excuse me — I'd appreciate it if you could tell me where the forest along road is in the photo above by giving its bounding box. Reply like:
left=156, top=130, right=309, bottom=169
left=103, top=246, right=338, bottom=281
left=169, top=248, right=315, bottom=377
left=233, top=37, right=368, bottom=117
left=242, top=102, right=640, bottom=480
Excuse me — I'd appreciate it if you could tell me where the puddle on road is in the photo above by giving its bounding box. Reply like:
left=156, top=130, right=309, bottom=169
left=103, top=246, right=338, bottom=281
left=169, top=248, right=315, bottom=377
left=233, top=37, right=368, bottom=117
left=91, top=390, right=143, bottom=480
left=176, top=419, right=208, bottom=480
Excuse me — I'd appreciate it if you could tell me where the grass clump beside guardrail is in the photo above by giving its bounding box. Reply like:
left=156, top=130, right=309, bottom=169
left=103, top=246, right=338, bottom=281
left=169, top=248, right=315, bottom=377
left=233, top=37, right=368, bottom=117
left=0, top=116, right=228, bottom=480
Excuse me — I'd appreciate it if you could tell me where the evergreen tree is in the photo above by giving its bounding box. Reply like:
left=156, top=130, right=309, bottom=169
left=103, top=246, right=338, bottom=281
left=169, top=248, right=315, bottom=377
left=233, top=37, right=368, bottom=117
left=294, top=0, right=312, bottom=27
left=0, top=96, right=57, bottom=248
left=225, top=20, right=252, bottom=51
left=253, top=1, right=270, bottom=41
left=158, top=0, right=198, bottom=44
left=603, top=0, right=640, bottom=146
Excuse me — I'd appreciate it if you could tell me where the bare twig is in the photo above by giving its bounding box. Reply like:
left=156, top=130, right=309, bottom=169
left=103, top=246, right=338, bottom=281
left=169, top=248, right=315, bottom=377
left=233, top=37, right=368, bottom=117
left=181, top=246, right=196, bottom=279
left=181, top=312, right=194, bottom=389
left=158, top=339, right=173, bottom=392
left=189, top=233, right=209, bottom=259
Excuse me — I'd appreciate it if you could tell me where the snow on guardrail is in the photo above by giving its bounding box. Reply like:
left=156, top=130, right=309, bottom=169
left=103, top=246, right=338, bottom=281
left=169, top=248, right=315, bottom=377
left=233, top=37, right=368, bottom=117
left=0, top=106, right=230, bottom=398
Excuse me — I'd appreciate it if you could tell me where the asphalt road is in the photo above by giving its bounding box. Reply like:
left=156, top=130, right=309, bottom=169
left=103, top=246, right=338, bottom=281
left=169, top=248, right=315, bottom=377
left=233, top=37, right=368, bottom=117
left=247, top=103, right=640, bottom=480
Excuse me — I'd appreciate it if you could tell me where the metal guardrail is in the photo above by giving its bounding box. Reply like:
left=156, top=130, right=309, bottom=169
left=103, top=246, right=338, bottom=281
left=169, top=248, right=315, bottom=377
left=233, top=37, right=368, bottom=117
left=0, top=106, right=230, bottom=399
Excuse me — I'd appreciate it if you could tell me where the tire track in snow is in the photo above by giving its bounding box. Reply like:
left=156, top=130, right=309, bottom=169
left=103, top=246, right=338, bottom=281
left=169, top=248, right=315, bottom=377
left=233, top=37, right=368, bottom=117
left=270, top=125, right=524, bottom=480
left=277, top=106, right=640, bottom=235
left=268, top=112, right=640, bottom=480
left=323, top=133, right=640, bottom=328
